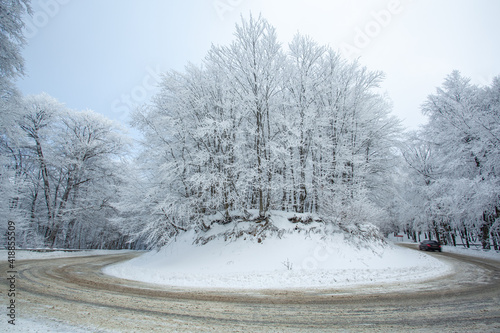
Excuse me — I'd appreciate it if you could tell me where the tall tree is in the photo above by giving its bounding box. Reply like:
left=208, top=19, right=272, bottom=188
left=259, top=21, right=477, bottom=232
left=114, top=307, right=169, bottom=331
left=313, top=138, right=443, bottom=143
left=0, top=0, right=31, bottom=244
left=210, top=14, right=285, bottom=216
left=18, top=94, right=62, bottom=243
left=284, top=34, right=325, bottom=213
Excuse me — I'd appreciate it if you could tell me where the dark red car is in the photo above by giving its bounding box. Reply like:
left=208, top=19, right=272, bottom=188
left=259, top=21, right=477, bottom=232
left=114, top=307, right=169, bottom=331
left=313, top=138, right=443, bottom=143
left=419, top=240, right=442, bottom=252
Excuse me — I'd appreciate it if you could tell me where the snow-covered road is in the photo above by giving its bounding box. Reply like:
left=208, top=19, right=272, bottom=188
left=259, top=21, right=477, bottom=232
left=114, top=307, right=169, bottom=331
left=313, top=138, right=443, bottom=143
left=2, top=245, right=500, bottom=332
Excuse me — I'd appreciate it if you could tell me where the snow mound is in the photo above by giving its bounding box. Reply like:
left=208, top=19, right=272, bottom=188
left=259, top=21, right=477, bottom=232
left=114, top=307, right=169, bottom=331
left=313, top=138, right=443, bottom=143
left=105, top=212, right=451, bottom=289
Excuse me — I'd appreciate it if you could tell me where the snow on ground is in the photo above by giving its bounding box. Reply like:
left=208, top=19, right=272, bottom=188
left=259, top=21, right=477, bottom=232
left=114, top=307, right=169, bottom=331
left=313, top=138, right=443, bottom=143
left=8, top=317, right=100, bottom=333
left=105, top=213, right=452, bottom=289
left=442, top=245, right=500, bottom=261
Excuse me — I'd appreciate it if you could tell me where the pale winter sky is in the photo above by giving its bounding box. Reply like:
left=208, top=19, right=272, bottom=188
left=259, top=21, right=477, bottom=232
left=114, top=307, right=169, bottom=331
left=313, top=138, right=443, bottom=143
left=17, top=0, right=500, bottom=131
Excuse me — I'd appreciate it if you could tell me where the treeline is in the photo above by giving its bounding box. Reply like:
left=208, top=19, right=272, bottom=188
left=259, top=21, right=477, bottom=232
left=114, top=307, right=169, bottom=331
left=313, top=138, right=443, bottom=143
left=391, top=72, right=500, bottom=250
left=0, top=94, right=135, bottom=248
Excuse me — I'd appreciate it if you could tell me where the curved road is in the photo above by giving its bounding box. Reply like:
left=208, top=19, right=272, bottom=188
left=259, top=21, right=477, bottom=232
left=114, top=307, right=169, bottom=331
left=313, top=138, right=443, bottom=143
left=2, top=245, right=500, bottom=332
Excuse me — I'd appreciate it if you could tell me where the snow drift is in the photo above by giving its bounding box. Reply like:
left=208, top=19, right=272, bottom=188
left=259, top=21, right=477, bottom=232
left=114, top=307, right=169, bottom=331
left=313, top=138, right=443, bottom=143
left=105, top=211, right=451, bottom=289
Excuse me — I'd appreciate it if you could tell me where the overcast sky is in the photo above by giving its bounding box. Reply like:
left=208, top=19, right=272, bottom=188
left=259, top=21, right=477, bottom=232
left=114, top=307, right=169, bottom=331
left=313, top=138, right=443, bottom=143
left=17, top=0, right=500, bottom=131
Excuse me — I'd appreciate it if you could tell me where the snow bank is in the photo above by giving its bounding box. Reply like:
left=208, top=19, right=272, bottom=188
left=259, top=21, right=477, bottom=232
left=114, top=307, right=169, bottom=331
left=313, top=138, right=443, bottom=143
left=441, top=245, right=500, bottom=261
left=0, top=249, right=132, bottom=261
left=105, top=212, right=451, bottom=289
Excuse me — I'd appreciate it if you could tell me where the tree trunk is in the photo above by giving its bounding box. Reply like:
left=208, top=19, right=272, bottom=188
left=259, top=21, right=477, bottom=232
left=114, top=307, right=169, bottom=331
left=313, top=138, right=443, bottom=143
left=481, top=212, right=491, bottom=250
left=34, top=134, right=55, bottom=240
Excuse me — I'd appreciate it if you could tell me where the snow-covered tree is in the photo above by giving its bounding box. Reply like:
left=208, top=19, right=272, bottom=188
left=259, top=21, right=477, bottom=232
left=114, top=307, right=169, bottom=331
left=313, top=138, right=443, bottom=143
left=1, top=93, right=132, bottom=248
left=396, top=71, right=500, bottom=249
left=0, top=0, right=32, bottom=246
left=208, top=14, right=286, bottom=217
left=0, top=0, right=31, bottom=136
left=0, top=0, right=31, bottom=94
left=130, top=16, right=401, bottom=248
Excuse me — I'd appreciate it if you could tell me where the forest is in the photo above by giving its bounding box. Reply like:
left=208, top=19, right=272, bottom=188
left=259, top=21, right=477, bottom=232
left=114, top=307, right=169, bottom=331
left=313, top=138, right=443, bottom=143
left=1, top=6, right=499, bottom=250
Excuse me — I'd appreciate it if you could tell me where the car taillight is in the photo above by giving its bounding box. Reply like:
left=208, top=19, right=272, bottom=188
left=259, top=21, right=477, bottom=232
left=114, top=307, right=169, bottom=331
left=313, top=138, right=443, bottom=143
left=427, top=244, right=431, bottom=247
